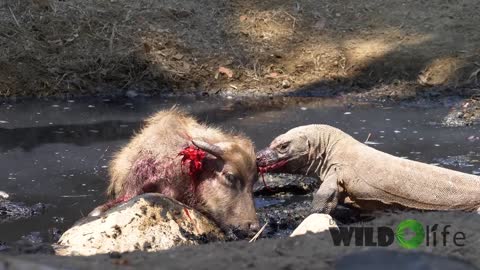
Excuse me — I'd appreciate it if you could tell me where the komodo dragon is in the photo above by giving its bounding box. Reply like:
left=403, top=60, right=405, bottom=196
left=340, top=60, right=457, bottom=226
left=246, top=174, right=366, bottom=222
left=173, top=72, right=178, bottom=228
left=256, top=125, right=480, bottom=214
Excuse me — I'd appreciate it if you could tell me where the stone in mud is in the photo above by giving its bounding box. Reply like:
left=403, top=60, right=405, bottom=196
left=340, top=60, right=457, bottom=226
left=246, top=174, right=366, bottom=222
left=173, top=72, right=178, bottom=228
left=0, top=191, right=8, bottom=199
left=1, top=231, right=60, bottom=255
left=257, top=197, right=365, bottom=238
left=0, top=231, right=55, bottom=255
left=254, top=173, right=319, bottom=195
left=0, top=199, right=46, bottom=223
left=442, top=110, right=468, bottom=127
left=55, top=194, right=225, bottom=256
left=257, top=198, right=312, bottom=238
left=290, top=214, right=337, bottom=237
left=442, top=99, right=480, bottom=127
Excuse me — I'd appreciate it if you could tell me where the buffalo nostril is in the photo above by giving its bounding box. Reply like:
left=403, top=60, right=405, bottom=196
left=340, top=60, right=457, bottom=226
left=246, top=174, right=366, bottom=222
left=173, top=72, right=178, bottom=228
left=248, top=222, right=261, bottom=233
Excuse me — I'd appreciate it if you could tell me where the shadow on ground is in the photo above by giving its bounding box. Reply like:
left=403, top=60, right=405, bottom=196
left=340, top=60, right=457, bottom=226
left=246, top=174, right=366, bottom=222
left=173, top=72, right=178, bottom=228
left=3, top=211, right=480, bottom=269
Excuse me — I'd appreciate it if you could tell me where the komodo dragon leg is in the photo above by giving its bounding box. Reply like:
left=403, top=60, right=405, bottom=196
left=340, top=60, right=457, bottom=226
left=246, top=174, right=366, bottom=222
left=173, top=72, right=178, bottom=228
left=311, top=173, right=339, bottom=214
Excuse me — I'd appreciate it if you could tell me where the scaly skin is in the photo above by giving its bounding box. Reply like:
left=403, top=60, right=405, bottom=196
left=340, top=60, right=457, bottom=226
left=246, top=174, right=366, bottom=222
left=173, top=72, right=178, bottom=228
left=256, top=125, right=480, bottom=214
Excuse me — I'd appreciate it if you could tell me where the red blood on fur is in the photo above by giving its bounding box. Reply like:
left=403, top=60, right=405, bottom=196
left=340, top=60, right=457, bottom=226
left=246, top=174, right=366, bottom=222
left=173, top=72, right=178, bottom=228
left=133, top=157, right=160, bottom=183
left=178, top=145, right=206, bottom=183
left=100, top=146, right=206, bottom=214
left=103, top=195, right=130, bottom=209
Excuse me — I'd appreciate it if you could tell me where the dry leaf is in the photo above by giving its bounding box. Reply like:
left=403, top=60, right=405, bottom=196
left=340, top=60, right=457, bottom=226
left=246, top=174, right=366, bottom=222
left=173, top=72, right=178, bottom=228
left=265, top=72, right=279, bottom=78
left=218, top=66, right=234, bottom=78
left=172, top=53, right=184, bottom=60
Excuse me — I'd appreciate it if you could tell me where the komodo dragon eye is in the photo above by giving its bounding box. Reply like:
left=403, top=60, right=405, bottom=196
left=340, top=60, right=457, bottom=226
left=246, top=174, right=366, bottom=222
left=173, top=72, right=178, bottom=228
left=278, top=143, right=289, bottom=152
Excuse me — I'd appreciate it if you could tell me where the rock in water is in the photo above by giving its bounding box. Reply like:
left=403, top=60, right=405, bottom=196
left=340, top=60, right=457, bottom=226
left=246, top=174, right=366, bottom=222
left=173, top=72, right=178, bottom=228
left=254, top=173, right=319, bottom=195
left=0, top=200, right=46, bottom=223
left=0, top=191, right=9, bottom=199
left=290, top=214, right=337, bottom=237
left=55, top=194, right=225, bottom=256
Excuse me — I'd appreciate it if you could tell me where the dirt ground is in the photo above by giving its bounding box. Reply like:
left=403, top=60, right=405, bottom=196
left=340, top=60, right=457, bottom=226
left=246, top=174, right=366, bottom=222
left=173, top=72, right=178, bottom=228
left=1, top=0, right=480, bottom=99
left=2, top=212, right=480, bottom=269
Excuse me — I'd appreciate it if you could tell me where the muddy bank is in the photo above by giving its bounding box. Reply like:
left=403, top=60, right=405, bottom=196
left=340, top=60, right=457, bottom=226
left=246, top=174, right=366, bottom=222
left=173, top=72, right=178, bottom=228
left=1, top=0, right=480, bottom=100
left=2, top=212, right=480, bottom=270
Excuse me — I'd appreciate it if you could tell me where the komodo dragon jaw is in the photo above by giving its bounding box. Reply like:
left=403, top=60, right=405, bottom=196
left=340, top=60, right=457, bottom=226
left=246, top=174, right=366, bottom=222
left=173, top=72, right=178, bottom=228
left=256, top=148, right=287, bottom=172
left=257, top=136, right=311, bottom=174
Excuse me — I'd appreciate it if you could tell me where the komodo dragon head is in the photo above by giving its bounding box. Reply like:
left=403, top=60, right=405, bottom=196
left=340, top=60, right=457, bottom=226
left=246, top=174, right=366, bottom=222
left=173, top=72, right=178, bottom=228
left=256, top=126, right=312, bottom=174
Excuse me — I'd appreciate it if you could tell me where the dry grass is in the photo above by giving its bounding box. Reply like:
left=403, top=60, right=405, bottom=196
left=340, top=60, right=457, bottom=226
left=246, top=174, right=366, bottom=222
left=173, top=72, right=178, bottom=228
left=0, top=0, right=480, bottom=97
left=0, top=0, right=207, bottom=96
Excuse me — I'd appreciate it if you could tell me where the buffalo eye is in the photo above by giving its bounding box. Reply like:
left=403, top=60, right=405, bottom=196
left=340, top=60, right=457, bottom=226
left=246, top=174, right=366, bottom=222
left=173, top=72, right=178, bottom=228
left=224, top=172, right=237, bottom=184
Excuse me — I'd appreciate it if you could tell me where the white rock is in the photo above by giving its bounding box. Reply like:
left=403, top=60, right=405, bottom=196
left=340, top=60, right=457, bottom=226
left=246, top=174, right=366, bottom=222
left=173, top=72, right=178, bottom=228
left=0, top=191, right=9, bottom=199
left=290, top=214, right=337, bottom=237
left=55, top=194, right=225, bottom=256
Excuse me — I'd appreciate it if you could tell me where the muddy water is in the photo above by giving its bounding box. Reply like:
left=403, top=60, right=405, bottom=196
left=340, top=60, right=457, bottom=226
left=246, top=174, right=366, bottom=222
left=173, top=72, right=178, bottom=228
left=0, top=97, right=479, bottom=244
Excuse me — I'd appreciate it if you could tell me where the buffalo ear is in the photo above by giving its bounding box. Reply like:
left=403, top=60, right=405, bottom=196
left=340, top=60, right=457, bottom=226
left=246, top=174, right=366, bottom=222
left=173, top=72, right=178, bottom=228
left=192, top=140, right=225, bottom=158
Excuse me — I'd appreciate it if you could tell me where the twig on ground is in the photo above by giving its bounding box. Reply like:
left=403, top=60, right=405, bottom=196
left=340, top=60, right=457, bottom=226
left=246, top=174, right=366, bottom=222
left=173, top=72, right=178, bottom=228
left=8, top=6, right=21, bottom=29
left=54, top=73, right=69, bottom=89
left=249, top=223, right=268, bottom=243
left=468, top=68, right=480, bottom=84
left=109, top=23, right=117, bottom=54
left=364, top=133, right=372, bottom=143
left=282, top=11, right=297, bottom=29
